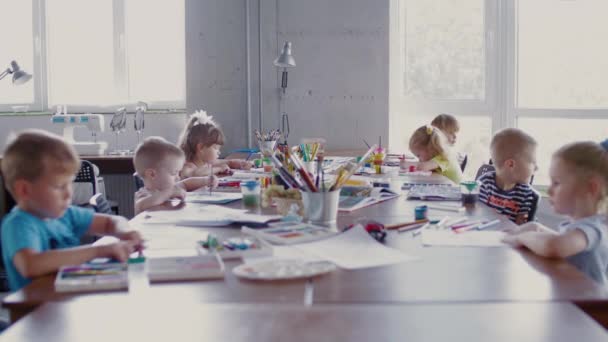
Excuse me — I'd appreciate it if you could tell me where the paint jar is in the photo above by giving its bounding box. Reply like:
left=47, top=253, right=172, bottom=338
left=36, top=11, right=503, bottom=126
left=241, top=180, right=261, bottom=209
left=300, top=190, right=340, bottom=224
left=460, top=181, right=479, bottom=208
left=373, top=148, right=386, bottom=174
left=263, top=157, right=273, bottom=172
left=414, top=205, right=428, bottom=220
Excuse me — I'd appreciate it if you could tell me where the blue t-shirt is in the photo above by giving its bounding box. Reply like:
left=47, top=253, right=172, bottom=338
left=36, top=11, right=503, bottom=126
left=1, top=206, right=94, bottom=291
left=560, top=214, right=608, bottom=284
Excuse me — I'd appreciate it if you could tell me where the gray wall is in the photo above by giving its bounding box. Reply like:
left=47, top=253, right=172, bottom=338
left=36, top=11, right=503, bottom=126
left=1, top=0, right=392, bottom=153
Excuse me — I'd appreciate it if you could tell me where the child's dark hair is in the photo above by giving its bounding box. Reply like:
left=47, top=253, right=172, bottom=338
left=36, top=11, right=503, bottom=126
left=178, top=110, right=225, bottom=161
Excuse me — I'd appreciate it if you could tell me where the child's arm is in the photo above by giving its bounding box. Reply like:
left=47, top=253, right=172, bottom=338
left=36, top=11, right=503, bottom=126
left=400, top=160, right=439, bottom=171
left=181, top=162, right=214, bottom=178
left=502, top=229, right=588, bottom=258
left=504, top=221, right=556, bottom=234
left=87, top=214, right=144, bottom=245
left=177, top=175, right=218, bottom=192
left=134, top=187, right=186, bottom=215
left=12, top=242, right=138, bottom=278
left=414, top=160, right=440, bottom=172
left=225, top=159, right=254, bottom=170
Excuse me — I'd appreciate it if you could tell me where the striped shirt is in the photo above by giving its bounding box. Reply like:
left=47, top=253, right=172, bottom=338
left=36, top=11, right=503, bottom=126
left=478, top=171, right=540, bottom=224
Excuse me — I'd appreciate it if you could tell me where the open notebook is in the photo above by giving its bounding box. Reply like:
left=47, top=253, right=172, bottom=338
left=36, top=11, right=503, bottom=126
left=338, top=186, right=400, bottom=212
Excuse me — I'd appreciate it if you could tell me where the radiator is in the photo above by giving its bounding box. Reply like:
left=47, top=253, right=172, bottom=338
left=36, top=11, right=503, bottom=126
left=102, top=174, right=136, bottom=219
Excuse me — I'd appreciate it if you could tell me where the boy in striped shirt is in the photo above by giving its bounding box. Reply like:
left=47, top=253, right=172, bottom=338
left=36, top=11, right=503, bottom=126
left=478, top=128, right=540, bottom=224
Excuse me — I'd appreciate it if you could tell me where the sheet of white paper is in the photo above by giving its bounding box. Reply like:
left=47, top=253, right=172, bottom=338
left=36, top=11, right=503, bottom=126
left=186, top=191, right=242, bottom=204
left=421, top=230, right=507, bottom=247
left=294, top=225, right=418, bottom=270
left=243, top=245, right=322, bottom=264
left=141, top=205, right=278, bottom=226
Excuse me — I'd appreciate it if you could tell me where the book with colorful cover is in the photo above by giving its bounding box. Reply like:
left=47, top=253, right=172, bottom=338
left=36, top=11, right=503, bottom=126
left=146, top=254, right=225, bottom=283
left=242, top=222, right=338, bottom=245
left=338, top=186, right=400, bottom=212
left=54, top=263, right=128, bottom=293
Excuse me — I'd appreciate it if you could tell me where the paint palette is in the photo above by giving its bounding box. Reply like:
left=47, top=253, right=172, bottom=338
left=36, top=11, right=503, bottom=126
left=233, top=259, right=336, bottom=280
left=241, top=222, right=338, bottom=245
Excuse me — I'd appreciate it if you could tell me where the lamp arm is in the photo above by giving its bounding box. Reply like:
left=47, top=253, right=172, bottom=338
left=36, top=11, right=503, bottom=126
left=0, top=68, right=12, bottom=81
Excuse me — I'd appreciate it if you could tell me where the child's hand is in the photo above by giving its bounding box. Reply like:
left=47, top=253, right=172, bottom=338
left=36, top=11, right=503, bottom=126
left=116, top=230, right=144, bottom=247
left=170, top=185, right=186, bottom=201
left=97, top=241, right=138, bottom=262
left=215, top=164, right=232, bottom=175
left=501, top=235, right=522, bottom=247
left=503, top=222, right=549, bottom=235
left=240, top=160, right=254, bottom=170
left=400, top=160, right=417, bottom=171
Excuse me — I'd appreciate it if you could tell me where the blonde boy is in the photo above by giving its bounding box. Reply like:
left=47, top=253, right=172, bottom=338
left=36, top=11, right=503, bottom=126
left=478, top=128, right=540, bottom=224
left=1, top=130, right=143, bottom=291
left=133, top=136, right=217, bottom=215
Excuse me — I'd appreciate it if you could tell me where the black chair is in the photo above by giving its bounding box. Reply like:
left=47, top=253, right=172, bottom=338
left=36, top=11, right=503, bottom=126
left=459, top=154, right=468, bottom=172
left=133, top=173, right=144, bottom=191
left=76, top=160, right=119, bottom=214
left=75, top=160, right=98, bottom=194
left=87, top=193, right=114, bottom=214
left=475, top=163, right=496, bottom=180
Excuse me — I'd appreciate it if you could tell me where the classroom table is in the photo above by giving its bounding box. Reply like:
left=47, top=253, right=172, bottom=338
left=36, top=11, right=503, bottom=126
left=4, top=173, right=608, bottom=330
left=1, top=298, right=607, bottom=342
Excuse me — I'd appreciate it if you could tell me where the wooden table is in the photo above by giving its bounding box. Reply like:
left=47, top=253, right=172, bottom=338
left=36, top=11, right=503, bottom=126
left=2, top=298, right=607, bottom=342
left=2, top=257, right=310, bottom=322
left=4, top=174, right=608, bottom=331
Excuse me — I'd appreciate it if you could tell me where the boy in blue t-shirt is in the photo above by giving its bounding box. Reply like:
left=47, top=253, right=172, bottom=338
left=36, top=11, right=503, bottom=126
left=1, top=130, right=143, bottom=291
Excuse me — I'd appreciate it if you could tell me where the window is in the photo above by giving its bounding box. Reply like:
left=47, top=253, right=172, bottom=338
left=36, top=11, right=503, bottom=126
left=517, top=118, right=608, bottom=185
left=399, top=0, right=493, bottom=180
left=516, top=1, right=608, bottom=109
left=0, top=0, right=185, bottom=112
left=0, top=0, right=35, bottom=106
left=398, top=0, right=608, bottom=185
left=405, top=0, right=486, bottom=101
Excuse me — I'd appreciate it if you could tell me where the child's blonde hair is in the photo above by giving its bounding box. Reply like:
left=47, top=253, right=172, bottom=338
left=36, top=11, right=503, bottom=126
left=409, top=125, right=448, bottom=158
left=490, top=128, right=537, bottom=166
left=134, top=136, right=184, bottom=176
left=554, top=141, right=608, bottom=214
left=1, top=129, right=80, bottom=196
left=431, top=114, right=460, bottom=135
left=178, top=110, right=225, bottom=161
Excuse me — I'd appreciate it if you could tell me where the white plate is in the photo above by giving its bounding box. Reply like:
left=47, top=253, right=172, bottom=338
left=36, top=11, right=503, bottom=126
left=233, top=259, right=336, bottom=280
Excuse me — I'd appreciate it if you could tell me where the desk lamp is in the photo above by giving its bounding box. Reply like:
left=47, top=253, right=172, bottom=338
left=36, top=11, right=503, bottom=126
left=0, top=61, right=32, bottom=85
left=274, top=41, right=296, bottom=145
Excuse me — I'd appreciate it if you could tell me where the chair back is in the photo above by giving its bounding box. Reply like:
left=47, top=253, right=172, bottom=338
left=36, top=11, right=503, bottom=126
left=133, top=173, right=144, bottom=191
left=475, top=164, right=495, bottom=180
left=74, top=160, right=97, bottom=196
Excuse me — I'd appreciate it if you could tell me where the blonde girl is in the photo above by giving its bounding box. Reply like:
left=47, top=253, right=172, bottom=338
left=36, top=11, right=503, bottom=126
left=431, top=113, right=460, bottom=146
left=403, top=125, right=462, bottom=184
left=503, top=141, right=608, bottom=284
left=178, top=111, right=252, bottom=177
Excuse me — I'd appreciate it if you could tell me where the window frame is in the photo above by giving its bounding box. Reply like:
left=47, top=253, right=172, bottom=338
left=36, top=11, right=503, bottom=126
left=0, top=0, right=185, bottom=113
